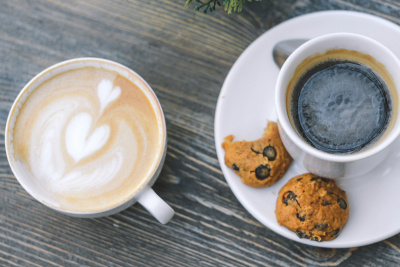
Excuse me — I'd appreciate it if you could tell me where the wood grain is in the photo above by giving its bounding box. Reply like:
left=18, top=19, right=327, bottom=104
left=2, top=0, right=400, bottom=266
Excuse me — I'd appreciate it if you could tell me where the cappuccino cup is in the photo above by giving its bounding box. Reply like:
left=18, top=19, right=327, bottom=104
left=5, top=58, right=174, bottom=224
left=275, top=33, right=400, bottom=178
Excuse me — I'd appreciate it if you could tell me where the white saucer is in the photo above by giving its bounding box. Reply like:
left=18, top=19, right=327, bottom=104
left=214, top=10, right=400, bottom=248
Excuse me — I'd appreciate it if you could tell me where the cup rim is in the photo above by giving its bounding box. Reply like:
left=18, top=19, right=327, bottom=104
left=275, top=32, right=400, bottom=163
left=5, top=57, right=167, bottom=216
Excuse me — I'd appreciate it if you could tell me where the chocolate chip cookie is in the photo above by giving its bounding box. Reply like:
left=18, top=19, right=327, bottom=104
left=222, top=121, right=292, bottom=187
left=275, top=173, right=349, bottom=242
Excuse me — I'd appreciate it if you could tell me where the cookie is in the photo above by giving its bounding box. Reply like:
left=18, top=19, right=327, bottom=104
left=275, top=173, right=349, bottom=242
left=222, top=121, right=292, bottom=187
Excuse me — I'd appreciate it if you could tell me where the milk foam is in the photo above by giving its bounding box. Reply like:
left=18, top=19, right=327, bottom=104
left=11, top=67, right=161, bottom=212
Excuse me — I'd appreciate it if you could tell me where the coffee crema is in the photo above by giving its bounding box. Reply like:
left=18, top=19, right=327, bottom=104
left=11, top=66, right=162, bottom=212
left=286, top=49, right=398, bottom=154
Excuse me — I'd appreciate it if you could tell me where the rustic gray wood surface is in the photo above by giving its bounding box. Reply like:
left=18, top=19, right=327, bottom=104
left=2, top=0, right=400, bottom=266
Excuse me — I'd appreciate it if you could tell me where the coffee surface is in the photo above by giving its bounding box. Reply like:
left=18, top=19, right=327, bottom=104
left=287, top=49, right=396, bottom=154
left=12, top=67, right=162, bottom=212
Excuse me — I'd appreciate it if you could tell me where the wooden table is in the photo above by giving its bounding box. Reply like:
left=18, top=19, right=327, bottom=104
left=2, top=0, right=400, bottom=266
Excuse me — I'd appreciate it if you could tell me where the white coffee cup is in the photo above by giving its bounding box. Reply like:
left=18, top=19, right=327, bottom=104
left=275, top=33, right=400, bottom=179
left=5, top=58, right=174, bottom=224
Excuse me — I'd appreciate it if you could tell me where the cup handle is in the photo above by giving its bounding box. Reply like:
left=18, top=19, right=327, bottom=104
left=137, top=186, right=174, bottom=224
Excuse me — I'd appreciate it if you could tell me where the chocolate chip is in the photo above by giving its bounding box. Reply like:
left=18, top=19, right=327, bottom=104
left=309, top=235, right=320, bottom=242
left=296, top=231, right=321, bottom=241
left=331, top=228, right=340, bottom=236
left=337, top=198, right=347, bottom=210
left=315, top=224, right=328, bottom=231
left=297, top=177, right=303, bottom=181
left=255, top=165, right=271, bottom=180
left=296, top=231, right=309, bottom=239
left=296, top=213, right=305, bottom=221
left=322, top=201, right=332, bottom=206
left=283, top=191, right=297, bottom=205
left=296, top=231, right=320, bottom=241
left=231, top=164, right=239, bottom=171
left=263, top=146, right=277, bottom=161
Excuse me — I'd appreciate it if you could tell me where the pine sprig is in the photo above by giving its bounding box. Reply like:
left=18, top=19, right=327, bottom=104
left=185, top=0, right=259, bottom=14
left=185, top=0, right=220, bottom=14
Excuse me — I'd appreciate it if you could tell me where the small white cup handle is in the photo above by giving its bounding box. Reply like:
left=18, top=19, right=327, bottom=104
left=137, top=186, right=174, bottom=224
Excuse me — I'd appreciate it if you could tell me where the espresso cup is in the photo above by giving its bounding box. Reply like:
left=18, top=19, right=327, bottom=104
left=275, top=33, right=400, bottom=178
left=5, top=58, right=174, bottom=224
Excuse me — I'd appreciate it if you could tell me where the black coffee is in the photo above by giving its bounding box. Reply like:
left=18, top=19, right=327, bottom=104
left=288, top=53, right=393, bottom=154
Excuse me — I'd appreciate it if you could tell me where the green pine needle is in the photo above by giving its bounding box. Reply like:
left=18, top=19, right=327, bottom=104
left=185, top=0, right=260, bottom=14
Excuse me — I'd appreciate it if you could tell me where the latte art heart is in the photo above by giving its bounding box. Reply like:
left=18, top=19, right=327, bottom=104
left=97, top=79, right=121, bottom=113
left=65, top=112, right=110, bottom=162
left=65, top=79, right=121, bottom=162
left=11, top=67, right=162, bottom=212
